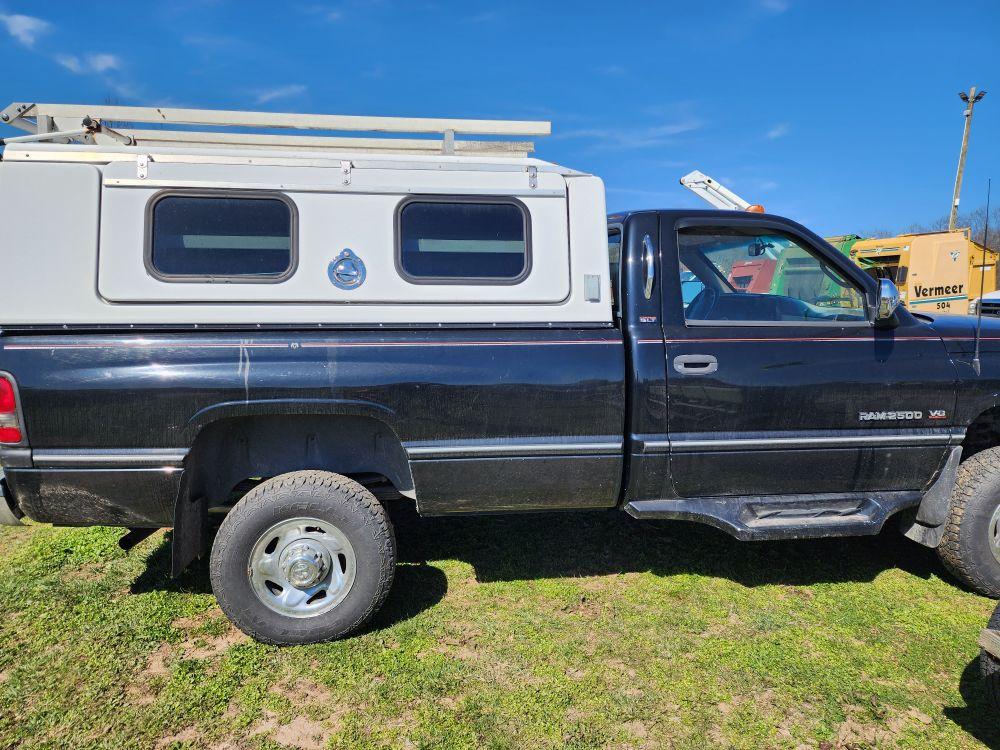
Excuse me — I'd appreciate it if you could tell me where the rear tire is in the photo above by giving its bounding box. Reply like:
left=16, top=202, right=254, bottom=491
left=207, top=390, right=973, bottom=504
left=938, top=446, right=1000, bottom=598
left=983, top=605, right=1000, bottom=711
left=210, top=470, right=396, bottom=645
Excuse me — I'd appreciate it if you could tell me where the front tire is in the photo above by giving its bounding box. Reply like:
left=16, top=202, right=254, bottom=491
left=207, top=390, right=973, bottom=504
left=938, top=446, right=1000, bottom=598
left=210, top=470, right=396, bottom=645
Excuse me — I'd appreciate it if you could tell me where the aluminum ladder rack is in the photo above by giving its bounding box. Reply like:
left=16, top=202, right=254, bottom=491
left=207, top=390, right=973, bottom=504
left=0, top=102, right=550, bottom=156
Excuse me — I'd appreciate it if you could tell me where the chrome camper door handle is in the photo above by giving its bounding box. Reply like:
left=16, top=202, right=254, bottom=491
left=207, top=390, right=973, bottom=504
left=673, top=354, right=718, bottom=375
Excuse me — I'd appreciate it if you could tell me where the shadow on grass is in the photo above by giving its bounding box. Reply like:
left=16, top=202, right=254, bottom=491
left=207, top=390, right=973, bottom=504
left=387, top=500, right=945, bottom=589
left=944, top=657, right=1000, bottom=749
left=130, top=531, right=449, bottom=631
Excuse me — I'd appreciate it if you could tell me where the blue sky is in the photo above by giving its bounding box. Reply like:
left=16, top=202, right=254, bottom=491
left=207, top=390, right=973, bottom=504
left=1, top=0, right=997, bottom=236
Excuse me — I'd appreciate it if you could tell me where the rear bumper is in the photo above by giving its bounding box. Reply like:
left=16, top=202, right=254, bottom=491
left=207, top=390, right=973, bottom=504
left=0, top=448, right=186, bottom=528
left=4, top=467, right=180, bottom=527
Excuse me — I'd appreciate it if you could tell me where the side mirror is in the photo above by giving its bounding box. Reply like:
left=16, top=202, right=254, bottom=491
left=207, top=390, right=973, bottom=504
left=876, top=278, right=901, bottom=322
left=748, top=238, right=767, bottom=257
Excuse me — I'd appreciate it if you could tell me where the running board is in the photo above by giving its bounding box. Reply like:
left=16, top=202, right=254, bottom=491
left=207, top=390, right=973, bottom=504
left=624, top=491, right=923, bottom=541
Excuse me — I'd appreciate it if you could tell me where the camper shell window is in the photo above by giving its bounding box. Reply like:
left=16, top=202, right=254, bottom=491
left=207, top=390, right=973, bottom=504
left=145, top=191, right=298, bottom=282
left=395, top=196, right=531, bottom=284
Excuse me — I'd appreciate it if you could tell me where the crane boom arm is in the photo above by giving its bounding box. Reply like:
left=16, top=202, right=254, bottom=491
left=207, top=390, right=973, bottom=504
left=680, top=170, right=754, bottom=211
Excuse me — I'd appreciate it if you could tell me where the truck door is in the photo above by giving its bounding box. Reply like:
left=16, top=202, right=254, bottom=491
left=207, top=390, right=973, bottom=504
left=659, top=215, right=960, bottom=499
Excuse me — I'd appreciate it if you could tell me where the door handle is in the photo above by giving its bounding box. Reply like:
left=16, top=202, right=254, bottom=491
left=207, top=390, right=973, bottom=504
left=673, top=354, right=718, bottom=375
left=642, top=234, right=655, bottom=299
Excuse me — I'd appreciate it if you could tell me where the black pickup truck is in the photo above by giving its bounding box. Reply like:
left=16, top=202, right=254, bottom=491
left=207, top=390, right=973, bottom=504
left=2, top=205, right=1000, bottom=645
left=3, top=100, right=1000, bottom=644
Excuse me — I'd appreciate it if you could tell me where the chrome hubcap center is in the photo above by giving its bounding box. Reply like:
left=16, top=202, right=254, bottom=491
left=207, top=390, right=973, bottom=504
left=990, top=505, right=1000, bottom=566
left=248, top=517, right=356, bottom=618
left=279, top=542, right=330, bottom=589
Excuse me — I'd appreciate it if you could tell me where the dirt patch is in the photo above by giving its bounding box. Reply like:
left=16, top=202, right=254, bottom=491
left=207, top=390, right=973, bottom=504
left=700, top=611, right=742, bottom=638
left=62, top=562, right=107, bottom=583
left=168, top=611, right=250, bottom=660
left=274, top=717, right=329, bottom=750
left=561, top=593, right=603, bottom=618
left=182, top=628, right=249, bottom=660
left=269, top=677, right=334, bottom=706
left=433, top=622, right=486, bottom=662
left=171, top=612, right=215, bottom=632
left=155, top=726, right=202, bottom=748
left=126, top=617, right=248, bottom=705
left=621, top=719, right=649, bottom=738
left=250, top=709, right=337, bottom=750
left=145, top=644, right=172, bottom=677
left=127, top=646, right=170, bottom=706
left=829, top=704, right=933, bottom=749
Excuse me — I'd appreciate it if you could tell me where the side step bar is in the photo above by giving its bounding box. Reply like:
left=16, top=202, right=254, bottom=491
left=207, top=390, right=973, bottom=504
left=625, top=491, right=922, bottom=541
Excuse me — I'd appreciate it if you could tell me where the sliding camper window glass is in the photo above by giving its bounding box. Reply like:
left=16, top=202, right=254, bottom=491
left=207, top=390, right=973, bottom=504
left=395, top=198, right=530, bottom=284
left=146, top=192, right=296, bottom=282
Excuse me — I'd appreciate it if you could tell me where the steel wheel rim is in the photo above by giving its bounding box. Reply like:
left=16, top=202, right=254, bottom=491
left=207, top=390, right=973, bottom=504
left=248, top=517, right=356, bottom=618
left=991, top=505, right=1000, bottom=566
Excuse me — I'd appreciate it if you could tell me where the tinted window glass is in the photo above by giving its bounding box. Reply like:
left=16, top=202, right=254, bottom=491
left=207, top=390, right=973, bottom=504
left=607, top=229, right=622, bottom=316
left=678, top=227, right=866, bottom=323
left=398, top=200, right=528, bottom=281
left=149, top=195, right=294, bottom=279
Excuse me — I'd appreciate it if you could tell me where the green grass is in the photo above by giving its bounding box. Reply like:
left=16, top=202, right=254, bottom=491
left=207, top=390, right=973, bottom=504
left=0, top=504, right=996, bottom=749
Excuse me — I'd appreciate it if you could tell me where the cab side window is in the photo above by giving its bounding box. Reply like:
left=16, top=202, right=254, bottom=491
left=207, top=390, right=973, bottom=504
left=678, top=227, right=866, bottom=323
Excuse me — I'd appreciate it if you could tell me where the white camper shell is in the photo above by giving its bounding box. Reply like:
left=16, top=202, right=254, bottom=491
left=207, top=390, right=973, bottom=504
left=0, top=103, right=611, bottom=327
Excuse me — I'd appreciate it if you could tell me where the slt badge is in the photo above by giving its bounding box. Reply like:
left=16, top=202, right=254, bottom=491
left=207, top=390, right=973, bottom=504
left=328, top=249, right=366, bottom=290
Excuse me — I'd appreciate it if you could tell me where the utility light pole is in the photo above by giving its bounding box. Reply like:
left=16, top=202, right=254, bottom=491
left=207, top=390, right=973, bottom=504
left=950, top=86, right=987, bottom=231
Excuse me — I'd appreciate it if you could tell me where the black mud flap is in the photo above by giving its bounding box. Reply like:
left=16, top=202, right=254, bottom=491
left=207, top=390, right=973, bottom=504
left=900, top=445, right=963, bottom=548
left=170, top=473, right=208, bottom=578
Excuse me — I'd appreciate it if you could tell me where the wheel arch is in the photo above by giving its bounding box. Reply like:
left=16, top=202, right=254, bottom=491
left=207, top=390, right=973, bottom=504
left=961, top=403, right=1000, bottom=461
left=171, top=404, right=414, bottom=577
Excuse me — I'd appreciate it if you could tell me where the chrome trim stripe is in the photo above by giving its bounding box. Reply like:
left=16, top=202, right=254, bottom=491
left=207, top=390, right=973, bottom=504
left=669, top=433, right=962, bottom=453
left=406, top=441, right=622, bottom=459
left=4, top=339, right=619, bottom=352
left=640, top=440, right=671, bottom=453
left=33, top=449, right=187, bottom=468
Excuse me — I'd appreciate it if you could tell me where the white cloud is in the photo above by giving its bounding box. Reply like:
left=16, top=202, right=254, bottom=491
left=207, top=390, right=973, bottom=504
left=0, top=13, right=51, bottom=47
left=55, top=53, right=83, bottom=73
left=254, top=84, right=307, bottom=104
left=599, top=64, right=626, bottom=76
left=766, top=122, right=790, bottom=139
left=56, top=52, right=123, bottom=75
left=90, top=53, right=121, bottom=72
left=759, top=0, right=790, bottom=12
left=758, top=180, right=780, bottom=191
left=325, top=10, right=343, bottom=21
left=557, top=120, right=702, bottom=150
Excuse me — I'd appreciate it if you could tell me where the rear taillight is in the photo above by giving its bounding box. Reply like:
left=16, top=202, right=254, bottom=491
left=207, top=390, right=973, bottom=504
left=0, top=376, right=22, bottom=444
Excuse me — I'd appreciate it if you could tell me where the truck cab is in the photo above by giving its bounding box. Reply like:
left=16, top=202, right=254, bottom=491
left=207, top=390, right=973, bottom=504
left=608, top=209, right=965, bottom=540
